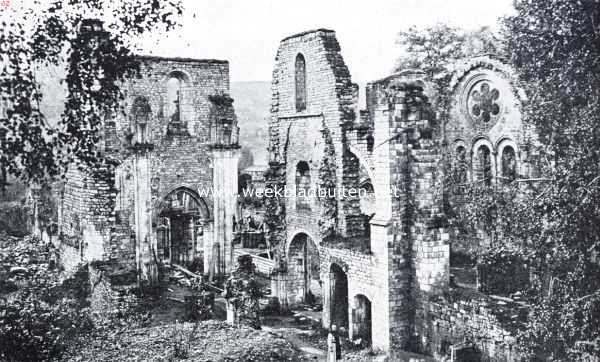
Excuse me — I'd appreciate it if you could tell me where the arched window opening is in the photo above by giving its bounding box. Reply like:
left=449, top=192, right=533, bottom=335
left=166, top=77, right=182, bottom=121
left=295, top=54, right=307, bottom=111
left=501, top=146, right=517, bottom=183
left=131, top=96, right=150, bottom=144
left=452, top=145, right=468, bottom=193
left=454, top=146, right=468, bottom=182
left=166, top=72, right=187, bottom=134
left=296, top=161, right=311, bottom=210
left=475, top=145, right=492, bottom=185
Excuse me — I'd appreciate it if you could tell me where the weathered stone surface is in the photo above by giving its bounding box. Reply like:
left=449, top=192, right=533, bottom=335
left=57, top=55, right=240, bottom=282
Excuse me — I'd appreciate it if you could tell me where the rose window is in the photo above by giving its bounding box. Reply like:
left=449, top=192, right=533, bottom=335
left=468, top=82, right=500, bottom=123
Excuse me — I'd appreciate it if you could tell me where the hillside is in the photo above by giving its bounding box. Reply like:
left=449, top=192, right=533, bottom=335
left=230, top=81, right=271, bottom=167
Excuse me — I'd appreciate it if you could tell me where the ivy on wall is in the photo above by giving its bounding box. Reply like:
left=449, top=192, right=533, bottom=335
left=318, top=122, right=337, bottom=241
left=263, top=163, right=285, bottom=253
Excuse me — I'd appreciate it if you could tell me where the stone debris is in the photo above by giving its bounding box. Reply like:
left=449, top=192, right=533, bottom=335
left=64, top=320, right=309, bottom=361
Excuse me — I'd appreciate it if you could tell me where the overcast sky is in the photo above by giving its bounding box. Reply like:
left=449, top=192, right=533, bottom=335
left=139, top=0, right=515, bottom=83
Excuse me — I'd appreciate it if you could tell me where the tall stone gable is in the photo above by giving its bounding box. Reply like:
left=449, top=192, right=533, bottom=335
left=268, top=29, right=360, bottom=246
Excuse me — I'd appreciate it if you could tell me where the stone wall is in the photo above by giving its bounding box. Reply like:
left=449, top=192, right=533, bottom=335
left=416, top=288, right=525, bottom=361
left=58, top=55, right=238, bottom=280
left=59, top=165, right=121, bottom=271
left=269, top=29, right=452, bottom=353
left=269, top=29, right=360, bottom=243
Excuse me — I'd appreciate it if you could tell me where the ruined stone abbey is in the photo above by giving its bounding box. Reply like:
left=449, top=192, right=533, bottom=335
left=52, top=24, right=534, bottom=361
left=266, top=29, right=533, bottom=359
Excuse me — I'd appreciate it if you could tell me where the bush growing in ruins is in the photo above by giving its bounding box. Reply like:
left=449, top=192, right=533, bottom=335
left=0, top=295, right=93, bottom=361
left=0, top=236, right=93, bottom=361
left=223, top=255, right=262, bottom=329
left=0, top=0, right=183, bottom=187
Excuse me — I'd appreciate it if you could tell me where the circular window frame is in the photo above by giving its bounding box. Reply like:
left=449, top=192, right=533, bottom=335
left=460, top=74, right=503, bottom=129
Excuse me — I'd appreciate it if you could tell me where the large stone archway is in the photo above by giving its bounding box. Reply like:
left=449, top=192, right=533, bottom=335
left=287, top=232, right=321, bottom=306
left=155, top=187, right=210, bottom=266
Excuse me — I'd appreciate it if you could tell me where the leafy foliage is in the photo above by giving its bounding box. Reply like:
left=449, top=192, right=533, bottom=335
left=0, top=235, right=93, bottom=361
left=398, top=8, right=600, bottom=359
left=491, top=1, right=600, bottom=358
left=318, top=123, right=337, bottom=241
left=263, top=163, right=286, bottom=251
left=223, top=255, right=262, bottom=329
left=395, top=24, right=502, bottom=134
left=395, top=24, right=500, bottom=77
left=0, top=0, right=183, bottom=187
left=447, top=1, right=600, bottom=359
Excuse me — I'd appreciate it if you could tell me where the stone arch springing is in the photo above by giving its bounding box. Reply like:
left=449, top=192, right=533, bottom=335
left=295, top=53, right=307, bottom=111
left=131, top=96, right=151, bottom=144
left=295, top=161, right=311, bottom=210
left=286, top=232, right=321, bottom=306
left=329, top=263, right=349, bottom=331
left=156, top=187, right=210, bottom=265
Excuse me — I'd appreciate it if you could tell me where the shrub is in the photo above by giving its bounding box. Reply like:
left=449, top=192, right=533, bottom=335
left=167, top=321, right=199, bottom=360
left=0, top=296, right=93, bottom=361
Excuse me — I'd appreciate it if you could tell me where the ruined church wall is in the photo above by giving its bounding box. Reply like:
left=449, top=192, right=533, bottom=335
left=59, top=165, right=127, bottom=271
left=118, top=57, right=231, bottom=211
left=59, top=57, right=232, bottom=272
left=270, top=29, right=361, bottom=244
left=150, top=138, right=213, bottom=211
left=118, top=57, right=230, bottom=142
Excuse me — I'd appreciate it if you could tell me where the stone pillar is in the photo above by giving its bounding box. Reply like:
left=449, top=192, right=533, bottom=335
left=370, top=217, right=392, bottom=351
left=226, top=300, right=238, bottom=325
left=133, top=150, right=157, bottom=284
left=271, top=270, right=289, bottom=312
left=366, top=84, right=395, bottom=352
left=203, top=221, right=214, bottom=274
left=322, top=271, right=335, bottom=329
left=212, top=148, right=240, bottom=275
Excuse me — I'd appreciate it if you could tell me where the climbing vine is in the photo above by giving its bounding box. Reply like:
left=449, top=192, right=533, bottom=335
left=318, top=121, right=337, bottom=241
left=0, top=0, right=183, bottom=187
left=263, top=163, right=286, bottom=252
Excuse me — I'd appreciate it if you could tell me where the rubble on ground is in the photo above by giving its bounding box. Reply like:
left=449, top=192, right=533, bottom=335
left=64, top=320, right=309, bottom=361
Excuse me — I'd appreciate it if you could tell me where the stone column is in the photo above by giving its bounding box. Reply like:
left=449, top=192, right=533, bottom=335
left=322, top=271, right=335, bottom=329
left=212, top=148, right=240, bottom=275
left=133, top=150, right=157, bottom=285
